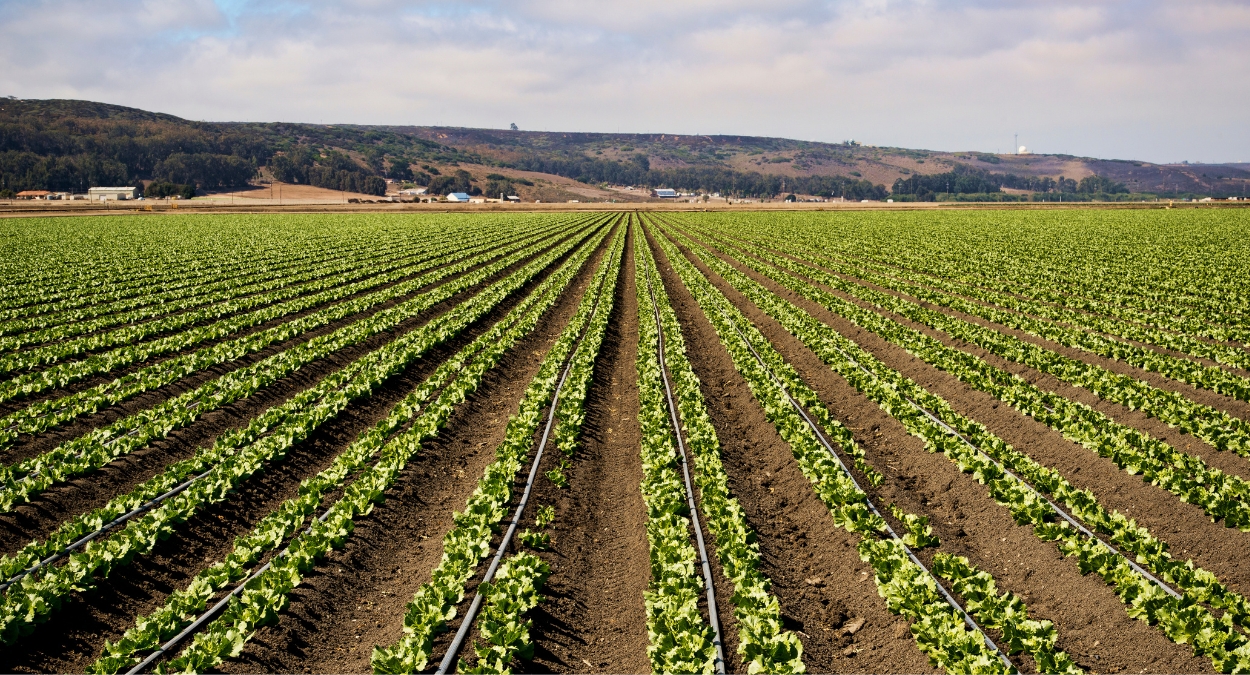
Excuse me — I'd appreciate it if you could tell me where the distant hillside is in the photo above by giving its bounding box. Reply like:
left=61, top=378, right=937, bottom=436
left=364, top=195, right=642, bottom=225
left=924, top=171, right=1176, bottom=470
left=2, top=97, right=1247, bottom=200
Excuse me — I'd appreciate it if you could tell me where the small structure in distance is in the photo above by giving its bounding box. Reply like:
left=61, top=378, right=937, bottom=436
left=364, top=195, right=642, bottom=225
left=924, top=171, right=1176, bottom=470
left=652, top=188, right=678, bottom=198
left=89, top=186, right=140, bottom=200
left=445, top=192, right=471, bottom=202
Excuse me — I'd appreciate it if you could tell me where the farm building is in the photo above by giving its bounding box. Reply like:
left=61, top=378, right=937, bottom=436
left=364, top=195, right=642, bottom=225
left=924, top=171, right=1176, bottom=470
left=88, top=186, right=139, bottom=200
left=445, top=192, right=471, bottom=202
left=652, top=188, right=678, bottom=198
left=15, top=190, right=51, bottom=200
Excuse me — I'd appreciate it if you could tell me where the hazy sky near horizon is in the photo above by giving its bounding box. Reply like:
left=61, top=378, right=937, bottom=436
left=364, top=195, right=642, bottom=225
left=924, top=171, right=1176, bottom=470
left=2, top=0, right=1247, bottom=164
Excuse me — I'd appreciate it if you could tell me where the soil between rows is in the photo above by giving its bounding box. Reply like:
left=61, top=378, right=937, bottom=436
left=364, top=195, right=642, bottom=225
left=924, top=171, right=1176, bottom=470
left=517, top=222, right=651, bottom=674
left=646, top=224, right=934, bottom=674
left=0, top=225, right=562, bottom=459
left=831, top=249, right=1250, bottom=359
left=214, top=220, right=619, bottom=674
left=748, top=241, right=1250, bottom=597
left=0, top=237, right=400, bottom=355
left=662, top=222, right=1213, bottom=674
left=0, top=224, right=593, bottom=555
left=0, top=221, right=610, bottom=674
left=798, top=251, right=1250, bottom=480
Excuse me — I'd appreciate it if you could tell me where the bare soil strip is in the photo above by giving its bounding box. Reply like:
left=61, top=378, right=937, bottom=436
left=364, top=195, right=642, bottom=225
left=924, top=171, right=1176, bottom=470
left=649, top=227, right=936, bottom=674
left=744, top=245, right=1250, bottom=591
left=668, top=226, right=1213, bottom=674
left=0, top=224, right=603, bottom=674
left=779, top=248, right=1250, bottom=481
left=0, top=228, right=555, bottom=458
left=213, top=224, right=613, bottom=674
left=520, top=225, right=651, bottom=674
left=0, top=227, right=585, bottom=555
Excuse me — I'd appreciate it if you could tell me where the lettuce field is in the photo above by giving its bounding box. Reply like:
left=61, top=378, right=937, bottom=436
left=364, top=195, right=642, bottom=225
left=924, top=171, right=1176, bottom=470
left=1, top=208, right=1248, bottom=674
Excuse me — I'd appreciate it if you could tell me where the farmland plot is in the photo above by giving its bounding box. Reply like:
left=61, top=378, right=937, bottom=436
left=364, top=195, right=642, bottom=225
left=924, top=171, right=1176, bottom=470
left=0, top=208, right=1247, bottom=674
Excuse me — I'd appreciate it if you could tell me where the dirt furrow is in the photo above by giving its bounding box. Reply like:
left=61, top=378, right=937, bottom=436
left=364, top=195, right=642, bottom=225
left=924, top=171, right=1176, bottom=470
left=0, top=223, right=604, bottom=674
left=665, top=226, right=1212, bottom=674
left=214, top=223, right=613, bottom=674
left=0, top=226, right=588, bottom=555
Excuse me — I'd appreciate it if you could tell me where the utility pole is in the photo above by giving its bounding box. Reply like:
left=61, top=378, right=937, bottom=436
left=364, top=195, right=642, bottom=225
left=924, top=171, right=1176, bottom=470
left=1014, top=134, right=1018, bottom=154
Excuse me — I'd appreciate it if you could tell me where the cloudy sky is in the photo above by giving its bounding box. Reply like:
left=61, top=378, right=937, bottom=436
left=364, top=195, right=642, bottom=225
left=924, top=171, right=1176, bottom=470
left=2, top=0, right=1247, bottom=163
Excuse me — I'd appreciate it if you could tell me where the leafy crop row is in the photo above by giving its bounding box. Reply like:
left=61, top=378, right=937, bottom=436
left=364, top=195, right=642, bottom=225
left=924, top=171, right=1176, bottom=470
left=0, top=235, right=425, bottom=353
left=0, top=224, right=568, bottom=453
left=0, top=223, right=605, bottom=645
left=635, top=227, right=805, bottom=674
left=372, top=221, right=624, bottom=674
left=647, top=220, right=1017, bottom=674
left=690, top=228, right=1250, bottom=531
left=0, top=222, right=582, bottom=511
left=86, top=221, right=618, bottom=674
left=664, top=224, right=1250, bottom=672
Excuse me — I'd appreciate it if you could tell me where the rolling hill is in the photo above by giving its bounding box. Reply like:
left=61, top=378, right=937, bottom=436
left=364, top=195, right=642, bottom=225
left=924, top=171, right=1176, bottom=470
left=2, top=97, right=1246, bottom=200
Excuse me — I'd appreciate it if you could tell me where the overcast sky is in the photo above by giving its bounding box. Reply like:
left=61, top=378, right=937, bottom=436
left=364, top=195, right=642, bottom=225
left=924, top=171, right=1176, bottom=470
left=2, top=0, right=1247, bottom=163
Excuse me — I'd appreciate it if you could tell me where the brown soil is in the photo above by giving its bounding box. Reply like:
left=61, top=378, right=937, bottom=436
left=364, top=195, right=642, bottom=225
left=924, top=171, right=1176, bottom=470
left=0, top=226, right=589, bottom=555
left=0, top=226, right=549, bottom=430
left=1, top=237, right=417, bottom=356
left=813, top=256, right=1250, bottom=479
left=518, top=222, right=651, bottom=674
left=661, top=223, right=1214, bottom=674
left=0, top=221, right=608, bottom=674
left=647, top=225, right=936, bottom=674
left=214, top=220, right=617, bottom=674
left=754, top=255, right=1250, bottom=599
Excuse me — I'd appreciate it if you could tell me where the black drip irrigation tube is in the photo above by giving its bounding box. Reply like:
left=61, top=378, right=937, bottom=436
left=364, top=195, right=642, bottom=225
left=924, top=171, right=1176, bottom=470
left=434, top=229, right=617, bottom=675
left=125, top=506, right=336, bottom=675
left=699, top=271, right=1015, bottom=671
left=826, top=341, right=1183, bottom=600
left=123, top=221, right=615, bottom=674
left=642, top=250, right=728, bottom=675
left=0, top=375, right=364, bottom=595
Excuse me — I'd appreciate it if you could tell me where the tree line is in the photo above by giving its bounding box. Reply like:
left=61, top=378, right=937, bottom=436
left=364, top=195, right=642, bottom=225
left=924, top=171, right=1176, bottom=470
left=506, top=154, right=888, bottom=199
left=891, top=165, right=1129, bottom=201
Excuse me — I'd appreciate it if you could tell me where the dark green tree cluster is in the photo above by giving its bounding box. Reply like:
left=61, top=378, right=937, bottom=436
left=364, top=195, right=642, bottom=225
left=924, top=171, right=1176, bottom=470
left=153, top=153, right=255, bottom=189
left=426, top=169, right=479, bottom=195
left=269, top=148, right=386, bottom=195
left=892, top=164, right=1130, bottom=201
left=508, top=154, right=887, bottom=199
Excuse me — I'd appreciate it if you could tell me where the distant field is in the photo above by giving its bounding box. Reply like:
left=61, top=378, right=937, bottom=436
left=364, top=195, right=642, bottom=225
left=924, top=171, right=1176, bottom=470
left=1, top=209, right=1248, bottom=674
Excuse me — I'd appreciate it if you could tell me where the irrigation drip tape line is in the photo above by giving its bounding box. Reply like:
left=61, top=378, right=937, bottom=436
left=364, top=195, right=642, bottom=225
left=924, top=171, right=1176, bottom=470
left=124, top=507, right=338, bottom=675
left=118, top=220, right=613, bottom=673
left=700, top=271, right=1014, bottom=671
left=0, top=374, right=368, bottom=594
left=643, top=250, right=728, bottom=674
left=435, top=232, right=617, bottom=675
left=826, top=341, right=1184, bottom=602
left=0, top=467, right=212, bottom=593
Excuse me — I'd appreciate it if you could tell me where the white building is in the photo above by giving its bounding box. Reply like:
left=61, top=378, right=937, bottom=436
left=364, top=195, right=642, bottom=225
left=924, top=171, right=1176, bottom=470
left=652, top=188, right=678, bottom=198
left=445, top=192, right=471, bottom=202
left=88, top=186, right=140, bottom=200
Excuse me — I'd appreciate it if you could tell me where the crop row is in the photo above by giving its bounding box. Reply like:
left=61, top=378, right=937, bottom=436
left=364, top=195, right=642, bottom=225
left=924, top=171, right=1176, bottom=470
left=809, top=237, right=1250, bottom=352
left=0, top=219, right=607, bottom=648
left=442, top=219, right=626, bottom=674
left=0, top=233, right=426, bottom=351
left=0, top=217, right=387, bottom=320
left=371, top=221, right=624, bottom=673
left=0, top=222, right=585, bottom=534
left=0, top=222, right=571, bottom=451
left=88, top=219, right=620, bottom=674
left=693, top=228, right=1250, bottom=529
left=635, top=227, right=804, bottom=673
left=647, top=219, right=1030, bottom=673
left=662, top=223, right=1250, bottom=672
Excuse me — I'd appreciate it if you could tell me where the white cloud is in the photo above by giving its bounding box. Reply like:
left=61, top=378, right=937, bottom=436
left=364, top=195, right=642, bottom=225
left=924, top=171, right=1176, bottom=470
left=0, top=0, right=1245, bottom=162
